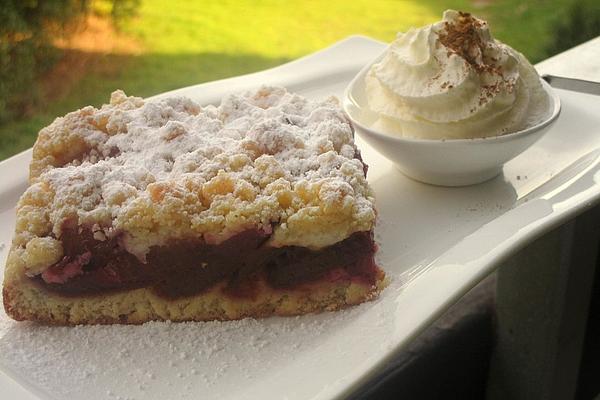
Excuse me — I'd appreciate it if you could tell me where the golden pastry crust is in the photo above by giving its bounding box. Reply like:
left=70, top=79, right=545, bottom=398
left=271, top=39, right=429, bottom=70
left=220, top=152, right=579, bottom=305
left=3, top=86, right=383, bottom=325
left=15, top=87, right=375, bottom=275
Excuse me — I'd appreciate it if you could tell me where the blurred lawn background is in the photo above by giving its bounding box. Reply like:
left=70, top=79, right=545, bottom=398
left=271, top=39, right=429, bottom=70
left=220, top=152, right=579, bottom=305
left=1, top=0, right=599, bottom=160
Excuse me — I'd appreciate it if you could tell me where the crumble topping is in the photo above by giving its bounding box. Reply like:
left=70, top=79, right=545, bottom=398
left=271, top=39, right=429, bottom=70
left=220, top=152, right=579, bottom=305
left=15, top=86, right=375, bottom=274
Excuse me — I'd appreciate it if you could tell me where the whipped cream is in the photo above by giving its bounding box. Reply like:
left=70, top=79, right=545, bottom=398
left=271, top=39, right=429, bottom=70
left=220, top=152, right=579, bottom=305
left=365, top=10, right=550, bottom=139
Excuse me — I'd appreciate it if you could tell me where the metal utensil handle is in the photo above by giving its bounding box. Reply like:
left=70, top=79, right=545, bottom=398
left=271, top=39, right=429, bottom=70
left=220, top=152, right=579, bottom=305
left=542, top=74, right=600, bottom=96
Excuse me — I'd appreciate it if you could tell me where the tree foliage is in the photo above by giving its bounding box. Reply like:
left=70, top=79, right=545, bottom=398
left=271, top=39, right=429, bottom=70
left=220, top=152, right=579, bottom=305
left=546, top=0, right=600, bottom=57
left=0, top=0, right=138, bottom=124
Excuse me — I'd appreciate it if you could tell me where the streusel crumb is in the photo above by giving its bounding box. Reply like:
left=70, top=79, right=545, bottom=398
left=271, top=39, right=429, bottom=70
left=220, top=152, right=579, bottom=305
left=17, top=87, right=375, bottom=271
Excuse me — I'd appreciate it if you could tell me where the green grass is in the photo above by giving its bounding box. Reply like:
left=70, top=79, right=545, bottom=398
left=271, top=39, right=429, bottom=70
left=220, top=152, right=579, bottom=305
left=0, top=0, right=578, bottom=160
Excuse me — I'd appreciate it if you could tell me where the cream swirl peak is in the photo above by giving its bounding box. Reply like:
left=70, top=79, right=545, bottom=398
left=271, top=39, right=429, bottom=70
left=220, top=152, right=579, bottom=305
left=365, top=10, right=550, bottom=139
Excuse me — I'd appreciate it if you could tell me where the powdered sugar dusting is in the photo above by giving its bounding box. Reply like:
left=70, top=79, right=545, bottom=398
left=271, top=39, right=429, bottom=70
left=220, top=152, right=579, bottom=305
left=0, top=296, right=392, bottom=400
left=16, top=86, right=375, bottom=273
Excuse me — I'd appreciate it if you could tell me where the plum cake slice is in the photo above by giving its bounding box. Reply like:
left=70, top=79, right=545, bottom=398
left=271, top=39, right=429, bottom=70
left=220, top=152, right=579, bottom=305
left=2, top=86, right=386, bottom=325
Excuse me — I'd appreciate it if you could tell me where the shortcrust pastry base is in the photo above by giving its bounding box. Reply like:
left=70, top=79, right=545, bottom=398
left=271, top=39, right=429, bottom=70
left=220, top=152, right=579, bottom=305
left=3, top=256, right=386, bottom=325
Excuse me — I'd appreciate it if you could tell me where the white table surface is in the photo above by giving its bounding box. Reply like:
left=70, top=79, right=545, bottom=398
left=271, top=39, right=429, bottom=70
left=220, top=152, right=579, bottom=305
left=536, top=36, right=600, bottom=80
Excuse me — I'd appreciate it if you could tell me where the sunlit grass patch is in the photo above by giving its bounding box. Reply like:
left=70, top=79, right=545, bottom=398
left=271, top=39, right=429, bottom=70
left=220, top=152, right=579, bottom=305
left=0, top=0, right=579, bottom=160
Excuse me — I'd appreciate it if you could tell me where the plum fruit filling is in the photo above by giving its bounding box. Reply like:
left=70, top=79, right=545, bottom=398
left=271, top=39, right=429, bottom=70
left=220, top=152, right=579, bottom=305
left=33, top=229, right=379, bottom=300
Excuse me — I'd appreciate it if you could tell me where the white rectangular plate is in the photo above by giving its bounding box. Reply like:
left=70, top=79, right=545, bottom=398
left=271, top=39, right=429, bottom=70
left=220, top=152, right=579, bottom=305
left=1, top=36, right=599, bottom=400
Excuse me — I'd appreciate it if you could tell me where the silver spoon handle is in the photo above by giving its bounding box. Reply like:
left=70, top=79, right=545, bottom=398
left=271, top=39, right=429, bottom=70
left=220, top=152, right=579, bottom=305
left=542, top=74, right=600, bottom=96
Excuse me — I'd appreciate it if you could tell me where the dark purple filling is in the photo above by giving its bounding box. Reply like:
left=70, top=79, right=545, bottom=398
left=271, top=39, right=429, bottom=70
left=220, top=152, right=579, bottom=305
left=34, top=228, right=379, bottom=300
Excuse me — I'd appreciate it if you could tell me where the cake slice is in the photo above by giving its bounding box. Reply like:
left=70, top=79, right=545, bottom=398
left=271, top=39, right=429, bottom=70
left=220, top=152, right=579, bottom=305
left=2, top=86, right=386, bottom=325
